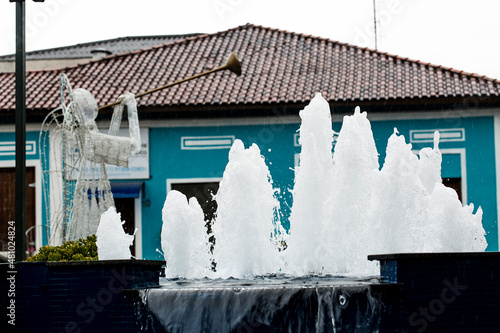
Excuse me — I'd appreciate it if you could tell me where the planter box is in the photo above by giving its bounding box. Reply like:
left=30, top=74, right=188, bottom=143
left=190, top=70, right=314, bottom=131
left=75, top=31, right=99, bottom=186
left=1, top=259, right=164, bottom=333
left=369, top=252, right=500, bottom=332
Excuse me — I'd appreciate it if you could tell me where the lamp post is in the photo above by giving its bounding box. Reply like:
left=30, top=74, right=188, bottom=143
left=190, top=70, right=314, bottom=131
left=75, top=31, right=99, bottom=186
left=10, top=0, right=44, bottom=262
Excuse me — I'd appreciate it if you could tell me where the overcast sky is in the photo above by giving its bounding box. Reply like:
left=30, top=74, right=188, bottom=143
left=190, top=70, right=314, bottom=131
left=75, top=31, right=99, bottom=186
left=0, top=0, right=499, bottom=79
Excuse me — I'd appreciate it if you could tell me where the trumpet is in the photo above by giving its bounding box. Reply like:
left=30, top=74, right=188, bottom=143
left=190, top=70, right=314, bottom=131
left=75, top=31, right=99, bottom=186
left=99, top=52, right=241, bottom=110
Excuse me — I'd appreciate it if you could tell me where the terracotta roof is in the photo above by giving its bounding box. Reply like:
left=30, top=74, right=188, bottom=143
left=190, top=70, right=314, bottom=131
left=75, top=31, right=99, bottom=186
left=0, top=34, right=201, bottom=61
left=1, top=23, right=500, bottom=113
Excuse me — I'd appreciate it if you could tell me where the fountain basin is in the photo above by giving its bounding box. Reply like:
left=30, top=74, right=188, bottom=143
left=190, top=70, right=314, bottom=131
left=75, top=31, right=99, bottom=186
left=6, top=253, right=500, bottom=332
left=369, top=252, right=500, bottom=332
left=2, top=259, right=164, bottom=332
left=134, top=276, right=400, bottom=332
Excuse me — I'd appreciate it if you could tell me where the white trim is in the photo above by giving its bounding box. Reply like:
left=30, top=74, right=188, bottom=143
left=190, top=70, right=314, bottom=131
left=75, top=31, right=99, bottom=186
left=134, top=192, right=143, bottom=259
left=0, top=160, right=43, bottom=250
left=0, top=141, right=37, bottom=156
left=410, top=129, right=465, bottom=143
left=124, top=108, right=498, bottom=129
left=48, top=130, right=64, bottom=245
left=294, top=133, right=300, bottom=147
left=0, top=107, right=494, bottom=134
left=36, top=106, right=499, bottom=131
left=495, top=114, right=500, bottom=249
left=0, top=124, right=46, bottom=132
left=181, top=136, right=235, bottom=150
left=294, top=153, right=300, bottom=169
left=166, top=177, right=223, bottom=193
left=440, top=148, right=468, bottom=206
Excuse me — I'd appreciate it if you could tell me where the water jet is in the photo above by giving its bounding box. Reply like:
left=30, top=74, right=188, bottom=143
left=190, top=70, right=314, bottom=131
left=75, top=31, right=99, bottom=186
left=139, top=94, right=489, bottom=332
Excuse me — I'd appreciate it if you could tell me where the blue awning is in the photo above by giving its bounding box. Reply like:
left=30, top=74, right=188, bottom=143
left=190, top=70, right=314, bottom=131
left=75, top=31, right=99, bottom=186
left=110, top=181, right=144, bottom=198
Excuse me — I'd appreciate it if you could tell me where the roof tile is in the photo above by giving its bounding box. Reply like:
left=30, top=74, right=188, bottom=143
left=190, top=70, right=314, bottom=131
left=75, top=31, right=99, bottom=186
left=0, top=34, right=201, bottom=61
left=1, top=23, right=500, bottom=112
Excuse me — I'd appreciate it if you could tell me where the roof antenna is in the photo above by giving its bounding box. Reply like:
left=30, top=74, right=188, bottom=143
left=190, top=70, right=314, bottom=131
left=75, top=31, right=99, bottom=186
left=373, top=0, right=378, bottom=50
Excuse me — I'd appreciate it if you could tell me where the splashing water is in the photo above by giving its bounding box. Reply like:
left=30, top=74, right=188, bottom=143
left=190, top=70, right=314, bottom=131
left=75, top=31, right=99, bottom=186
left=284, top=94, right=337, bottom=275
left=97, top=206, right=135, bottom=260
left=161, top=190, right=211, bottom=278
left=211, top=140, right=282, bottom=278
left=161, top=93, right=487, bottom=277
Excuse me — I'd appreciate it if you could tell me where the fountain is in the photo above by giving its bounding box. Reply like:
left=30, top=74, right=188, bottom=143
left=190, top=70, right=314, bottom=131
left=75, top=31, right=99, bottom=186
left=14, top=49, right=493, bottom=331
left=160, top=93, right=486, bottom=277
left=13, top=90, right=494, bottom=332
left=138, top=93, right=487, bottom=332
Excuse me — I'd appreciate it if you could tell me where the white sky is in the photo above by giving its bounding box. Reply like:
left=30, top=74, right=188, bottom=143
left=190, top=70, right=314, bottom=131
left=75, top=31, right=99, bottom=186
left=0, top=0, right=499, bottom=79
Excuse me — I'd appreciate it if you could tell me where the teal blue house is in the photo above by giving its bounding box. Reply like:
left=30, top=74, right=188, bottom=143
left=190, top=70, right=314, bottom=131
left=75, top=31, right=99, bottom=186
left=1, top=24, right=499, bottom=258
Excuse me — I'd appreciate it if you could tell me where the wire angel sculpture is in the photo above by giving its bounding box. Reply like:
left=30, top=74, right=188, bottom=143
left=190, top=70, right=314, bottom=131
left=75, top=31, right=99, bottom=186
left=40, top=74, right=141, bottom=245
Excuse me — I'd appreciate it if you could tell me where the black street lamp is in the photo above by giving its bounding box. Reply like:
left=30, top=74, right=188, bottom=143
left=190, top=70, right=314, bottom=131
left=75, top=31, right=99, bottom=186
left=9, top=0, right=44, bottom=262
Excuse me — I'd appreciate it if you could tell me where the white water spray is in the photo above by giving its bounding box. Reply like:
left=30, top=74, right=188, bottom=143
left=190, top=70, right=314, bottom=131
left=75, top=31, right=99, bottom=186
left=211, top=140, right=282, bottom=278
left=161, top=93, right=487, bottom=277
left=97, top=206, right=134, bottom=260
left=161, top=190, right=211, bottom=278
left=284, top=94, right=336, bottom=275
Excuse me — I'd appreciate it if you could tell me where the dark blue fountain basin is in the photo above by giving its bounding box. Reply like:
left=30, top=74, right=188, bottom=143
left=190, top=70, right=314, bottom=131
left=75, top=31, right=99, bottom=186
left=369, top=252, right=500, bottom=332
left=136, top=276, right=399, bottom=333
left=5, top=252, right=500, bottom=332
left=1, top=260, right=164, bottom=333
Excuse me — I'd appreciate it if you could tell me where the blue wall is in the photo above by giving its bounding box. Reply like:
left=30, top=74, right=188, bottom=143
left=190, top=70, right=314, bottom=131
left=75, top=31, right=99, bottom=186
left=0, top=115, right=494, bottom=258
left=144, top=124, right=298, bottom=259
left=142, top=115, right=498, bottom=259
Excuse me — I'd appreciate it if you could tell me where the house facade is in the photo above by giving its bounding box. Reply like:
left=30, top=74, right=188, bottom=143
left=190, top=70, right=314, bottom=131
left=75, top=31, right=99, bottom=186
left=1, top=24, right=499, bottom=259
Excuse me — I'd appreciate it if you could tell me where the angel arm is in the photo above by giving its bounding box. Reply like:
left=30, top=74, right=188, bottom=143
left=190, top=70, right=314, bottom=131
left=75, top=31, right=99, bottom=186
left=109, top=92, right=141, bottom=154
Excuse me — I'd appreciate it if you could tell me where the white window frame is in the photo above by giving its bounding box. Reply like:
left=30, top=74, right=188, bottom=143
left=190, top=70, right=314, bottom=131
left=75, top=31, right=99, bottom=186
left=166, top=177, right=223, bottom=193
left=134, top=193, right=143, bottom=259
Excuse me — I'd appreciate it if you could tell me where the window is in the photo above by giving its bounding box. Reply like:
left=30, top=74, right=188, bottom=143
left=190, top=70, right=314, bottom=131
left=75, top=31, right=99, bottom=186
left=170, top=182, right=219, bottom=225
left=442, top=177, right=462, bottom=203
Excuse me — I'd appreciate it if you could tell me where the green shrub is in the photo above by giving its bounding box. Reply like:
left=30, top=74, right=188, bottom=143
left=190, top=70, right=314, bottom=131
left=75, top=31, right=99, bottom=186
left=27, top=234, right=98, bottom=262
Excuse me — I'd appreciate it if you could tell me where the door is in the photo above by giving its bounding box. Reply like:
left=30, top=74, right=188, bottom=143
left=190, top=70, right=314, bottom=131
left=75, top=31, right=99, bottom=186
left=0, top=167, right=36, bottom=257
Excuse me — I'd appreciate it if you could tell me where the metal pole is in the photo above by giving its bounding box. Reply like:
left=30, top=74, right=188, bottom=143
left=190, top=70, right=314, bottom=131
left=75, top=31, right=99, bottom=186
left=14, top=0, right=26, bottom=262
